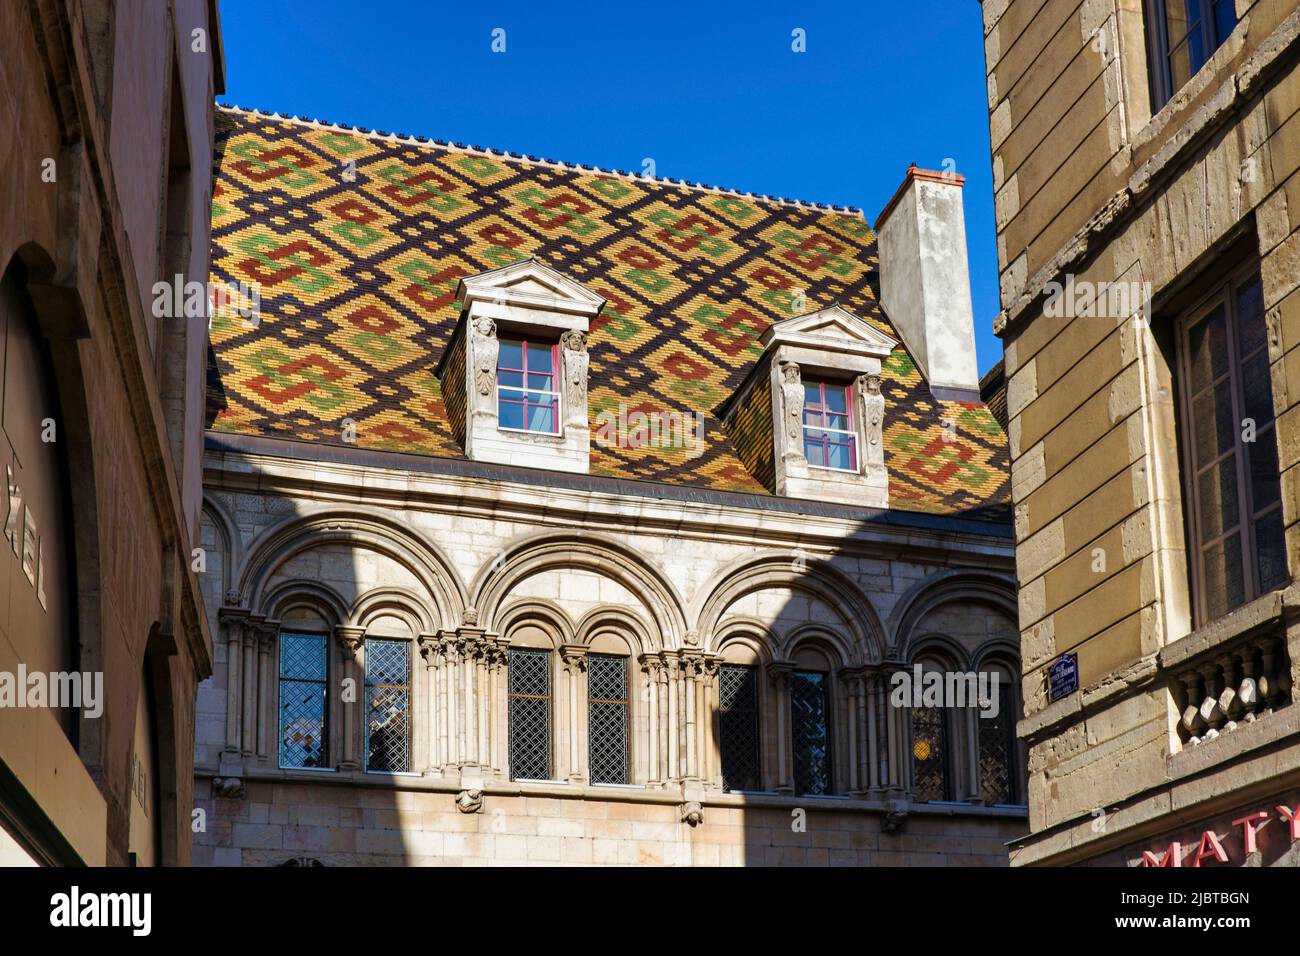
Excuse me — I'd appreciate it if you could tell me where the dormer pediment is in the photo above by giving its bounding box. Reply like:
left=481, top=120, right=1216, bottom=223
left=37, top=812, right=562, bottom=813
left=760, top=304, right=898, bottom=359
left=457, top=258, right=605, bottom=329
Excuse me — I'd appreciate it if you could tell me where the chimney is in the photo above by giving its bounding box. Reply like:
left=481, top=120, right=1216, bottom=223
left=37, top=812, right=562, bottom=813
left=874, top=166, right=980, bottom=401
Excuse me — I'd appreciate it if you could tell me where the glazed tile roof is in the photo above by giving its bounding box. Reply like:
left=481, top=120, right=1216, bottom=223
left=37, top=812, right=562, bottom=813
left=206, top=106, right=1010, bottom=519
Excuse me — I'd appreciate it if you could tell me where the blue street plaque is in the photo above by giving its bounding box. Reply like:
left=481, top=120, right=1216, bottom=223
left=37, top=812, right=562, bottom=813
left=1049, top=652, right=1078, bottom=703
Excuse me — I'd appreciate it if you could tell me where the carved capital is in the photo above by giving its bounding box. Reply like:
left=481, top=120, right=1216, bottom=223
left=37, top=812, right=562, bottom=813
left=559, top=644, right=589, bottom=673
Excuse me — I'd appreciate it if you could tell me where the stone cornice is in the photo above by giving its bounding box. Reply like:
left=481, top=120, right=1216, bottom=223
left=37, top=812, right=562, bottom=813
left=204, top=433, right=1014, bottom=567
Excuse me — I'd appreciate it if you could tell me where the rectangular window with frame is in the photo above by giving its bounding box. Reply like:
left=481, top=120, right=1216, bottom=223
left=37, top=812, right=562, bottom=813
left=1176, top=270, right=1287, bottom=626
left=587, top=654, right=630, bottom=785
left=791, top=670, right=832, bottom=795
left=802, top=379, right=857, bottom=471
left=497, top=337, right=560, bottom=434
left=718, top=664, right=761, bottom=792
left=278, top=631, right=329, bottom=769
left=364, top=638, right=410, bottom=773
left=508, top=648, right=552, bottom=781
left=1144, top=0, right=1237, bottom=111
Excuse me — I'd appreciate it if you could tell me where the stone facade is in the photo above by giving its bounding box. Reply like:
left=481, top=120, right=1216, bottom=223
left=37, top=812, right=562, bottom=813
left=194, top=437, right=1024, bottom=866
left=980, top=0, right=1300, bottom=864
left=0, top=1, right=219, bottom=864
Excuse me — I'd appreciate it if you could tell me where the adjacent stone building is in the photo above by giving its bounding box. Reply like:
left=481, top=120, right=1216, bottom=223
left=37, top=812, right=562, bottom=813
left=0, top=1, right=220, bottom=865
left=195, top=107, right=1023, bottom=866
left=980, top=0, right=1300, bottom=864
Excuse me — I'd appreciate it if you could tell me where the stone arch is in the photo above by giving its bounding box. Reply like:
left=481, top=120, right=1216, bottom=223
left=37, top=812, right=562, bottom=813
left=694, top=551, right=884, bottom=665
left=496, top=598, right=574, bottom=648
left=261, top=580, right=349, bottom=629
left=907, top=633, right=973, bottom=670
left=349, top=586, right=435, bottom=636
left=236, top=510, right=466, bottom=630
left=471, top=532, right=686, bottom=650
left=574, top=605, right=654, bottom=659
left=781, top=623, right=853, bottom=669
left=200, top=494, right=240, bottom=598
left=711, top=616, right=778, bottom=666
left=888, top=569, right=1017, bottom=660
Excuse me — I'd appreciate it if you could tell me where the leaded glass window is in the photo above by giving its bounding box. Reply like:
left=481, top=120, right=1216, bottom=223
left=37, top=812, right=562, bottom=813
left=719, top=664, right=760, bottom=792
left=791, top=670, right=831, bottom=795
left=509, top=648, right=552, bottom=780
left=588, top=654, right=629, bottom=785
left=911, top=704, right=948, bottom=802
left=279, top=632, right=328, bottom=769
left=978, top=677, right=1018, bottom=805
left=364, top=638, right=410, bottom=773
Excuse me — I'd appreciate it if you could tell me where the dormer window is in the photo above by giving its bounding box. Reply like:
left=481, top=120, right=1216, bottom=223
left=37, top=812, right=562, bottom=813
left=802, top=379, right=857, bottom=472
left=436, top=259, right=605, bottom=475
left=498, top=337, right=560, bottom=435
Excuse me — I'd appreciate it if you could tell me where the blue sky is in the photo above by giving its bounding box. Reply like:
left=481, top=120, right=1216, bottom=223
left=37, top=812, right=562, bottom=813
left=219, top=1, right=1003, bottom=375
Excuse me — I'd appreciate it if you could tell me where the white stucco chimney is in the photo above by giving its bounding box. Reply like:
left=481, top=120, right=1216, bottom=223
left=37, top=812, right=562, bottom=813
left=874, top=166, right=980, bottom=400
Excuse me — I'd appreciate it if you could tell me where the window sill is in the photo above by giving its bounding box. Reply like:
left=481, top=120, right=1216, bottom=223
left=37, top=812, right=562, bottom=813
left=1159, top=585, right=1289, bottom=672
left=496, top=425, right=562, bottom=439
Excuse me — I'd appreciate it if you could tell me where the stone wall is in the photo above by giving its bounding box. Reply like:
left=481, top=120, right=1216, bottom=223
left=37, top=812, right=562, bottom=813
left=981, top=0, right=1300, bottom=863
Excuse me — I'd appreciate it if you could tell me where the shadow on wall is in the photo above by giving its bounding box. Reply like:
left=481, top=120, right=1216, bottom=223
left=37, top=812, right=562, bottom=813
left=194, top=446, right=1026, bottom=866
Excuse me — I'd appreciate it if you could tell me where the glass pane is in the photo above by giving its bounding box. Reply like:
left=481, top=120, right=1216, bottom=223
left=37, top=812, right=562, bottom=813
left=498, top=339, right=524, bottom=371
left=1240, top=350, right=1274, bottom=429
left=800, top=429, right=832, bottom=468
left=1235, top=274, right=1266, bottom=358
left=279, top=632, right=328, bottom=769
left=526, top=395, right=557, bottom=433
left=1198, top=454, right=1239, bottom=540
left=824, top=385, right=847, bottom=414
left=1186, top=305, right=1228, bottom=394
left=498, top=396, right=525, bottom=430
left=978, top=687, right=1016, bottom=805
left=508, top=649, right=551, bottom=781
left=719, top=665, right=760, bottom=792
left=1246, top=430, right=1281, bottom=511
left=825, top=411, right=849, bottom=431
left=804, top=382, right=820, bottom=406
left=1212, top=0, right=1237, bottom=45
left=791, top=671, right=831, bottom=795
left=365, top=639, right=409, bottom=773
left=588, top=655, right=629, bottom=785
left=1202, top=531, right=1245, bottom=620
left=911, top=705, right=947, bottom=802
left=526, top=371, right=553, bottom=391
left=1191, top=380, right=1235, bottom=467
left=525, top=343, right=554, bottom=373
left=498, top=369, right=524, bottom=390
left=1254, top=509, right=1289, bottom=594
left=826, top=438, right=855, bottom=471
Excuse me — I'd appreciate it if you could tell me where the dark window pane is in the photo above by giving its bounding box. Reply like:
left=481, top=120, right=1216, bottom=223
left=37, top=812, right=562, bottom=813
left=1192, top=381, right=1236, bottom=467
left=1186, top=305, right=1228, bottom=393
left=1203, top=531, right=1246, bottom=620
left=1211, top=0, right=1237, bottom=45
left=1235, top=274, right=1266, bottom=358
left=719, top=665, right=761, bottom=792
left=1255, top=509, right=1288, bottom=594
left=911, top=705, right=947, bottom=802
left=1240, top=350, right=1274, bottom=430
left=365, top=639, right=410, bottom=773
left=508, top=648, right=551, bottom=781
left=498, top=369, right=524, bottom=390
left=498, top=339, right=523, bottom=370
left=978, top=686, right=1017, bottom=805
left=791, top=671, right=831, bottom=795
left=1247, top=431, right=1281, bottom=511
left=279, top=632, right=328, bottom=769
left=1198, top=455, right=1239, bottom=540
left=588, top=655, right=629, bottom=785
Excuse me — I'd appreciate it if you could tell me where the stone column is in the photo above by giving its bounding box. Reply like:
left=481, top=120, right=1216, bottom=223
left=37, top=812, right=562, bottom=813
left=334, top=626, right=365, bottom=771
left=767, top=662, right=795, bottom=794
left=240, top=615, right=264, bottom=756
left=639, top=655, right=662, bottom=787
left=418, top=634, right=441, bottom=773
left=560, top=645, right=588, bottom=785
left=839, top=667, right=866, bottom=795
left=865, top=671, right=882, bottom=793
left=700, top=657, right=721, bottom=789
left=254, top=620, right=277, bottom=762
left=218, top=607, right=249, bottom=756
